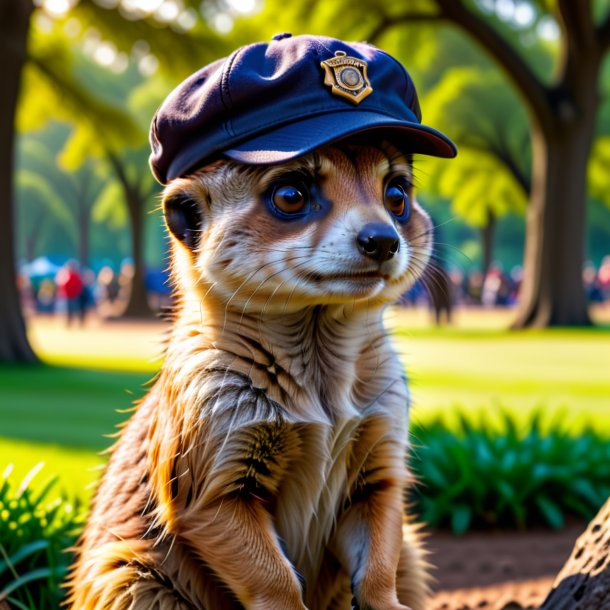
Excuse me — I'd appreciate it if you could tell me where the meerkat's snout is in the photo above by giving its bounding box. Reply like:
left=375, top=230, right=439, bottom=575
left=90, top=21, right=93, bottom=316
left=356, top=222, right=400, bottom=262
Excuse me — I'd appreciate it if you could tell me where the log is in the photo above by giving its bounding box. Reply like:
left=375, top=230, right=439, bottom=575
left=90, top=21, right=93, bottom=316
left=538, top=497, right=610, bottom=609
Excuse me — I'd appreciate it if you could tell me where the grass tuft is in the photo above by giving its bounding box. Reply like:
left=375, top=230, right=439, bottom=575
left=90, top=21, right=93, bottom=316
left=0, top=464, right=84, bottom=609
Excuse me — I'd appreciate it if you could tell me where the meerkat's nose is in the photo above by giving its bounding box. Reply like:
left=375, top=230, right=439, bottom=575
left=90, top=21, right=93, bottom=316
left=356, top=223, right=400, bottom=262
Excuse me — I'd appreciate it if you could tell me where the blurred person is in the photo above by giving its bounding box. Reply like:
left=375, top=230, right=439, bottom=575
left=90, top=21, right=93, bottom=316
left=449, top=269, right=466, bottom=305
left=97, top=266, right=120, bottom=304
left=482, top=263, right=512, bottom=307
left=467, top=270, right=484, bottom=304
left=17, top=272, right=36, bottom=315
left=55, top=260, right=84, bottom=327
left=118, top=259, right=135, bottom=304
left=509, top=266, right=523, bottom=305
left=36, top=278, right=56, bottom=313
left=79, top=269, right=97, bottom=324
left=598, top=255, right=610, bottom=301
left=583, top=261, right=604, bottom=304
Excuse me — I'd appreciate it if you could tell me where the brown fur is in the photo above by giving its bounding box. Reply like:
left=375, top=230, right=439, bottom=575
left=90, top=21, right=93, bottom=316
left=67, top=143, right=433, bottom=609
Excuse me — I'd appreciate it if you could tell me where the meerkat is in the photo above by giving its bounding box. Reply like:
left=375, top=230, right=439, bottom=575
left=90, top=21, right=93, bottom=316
left=67, top=141, right=432, bottom=610
left=67, top=34, right=456, bottom=610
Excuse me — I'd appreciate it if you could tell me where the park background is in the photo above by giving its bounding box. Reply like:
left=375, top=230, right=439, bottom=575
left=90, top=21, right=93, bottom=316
left=1, top=0, right=610, bottom=608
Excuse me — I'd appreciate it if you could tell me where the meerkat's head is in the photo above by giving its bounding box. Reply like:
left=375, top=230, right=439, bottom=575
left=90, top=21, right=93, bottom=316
left=149, top=34, right=456, bottom=314
left=162, top=141, right=432, bottom=312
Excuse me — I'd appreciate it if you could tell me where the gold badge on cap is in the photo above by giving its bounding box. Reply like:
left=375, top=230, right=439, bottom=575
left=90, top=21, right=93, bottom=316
left=320, top=51, right=373, bottom=105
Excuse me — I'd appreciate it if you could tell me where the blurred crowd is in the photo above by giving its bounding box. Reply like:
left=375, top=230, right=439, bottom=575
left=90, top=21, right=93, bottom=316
left=17, top=255, right=610, bottom=326
left=401, top=256, right=610, bottom=316
left=17, top=257, right=171, bottom=325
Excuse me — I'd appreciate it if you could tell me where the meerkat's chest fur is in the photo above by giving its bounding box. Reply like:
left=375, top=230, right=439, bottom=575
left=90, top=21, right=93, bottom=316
left=154, top=304, right=408, bottom=590
left=69, top=145, right=432, bottom=610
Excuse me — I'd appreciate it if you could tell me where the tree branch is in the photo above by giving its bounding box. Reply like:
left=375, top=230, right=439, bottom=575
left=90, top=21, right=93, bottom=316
left=106, top=149, right=133, bottom=197
left=367, top=11, right=440, bottom=45
left=492, top=141, right=531, bottom=195
left=458, top=139, right=530, bottom=197
left=433, top=0, right=549, bottom=130
left=556, top=0, right=595, bottom=47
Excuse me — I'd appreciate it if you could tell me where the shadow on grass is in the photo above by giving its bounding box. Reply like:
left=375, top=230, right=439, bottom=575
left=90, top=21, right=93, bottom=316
left=0, top=362, right=152, bottom=451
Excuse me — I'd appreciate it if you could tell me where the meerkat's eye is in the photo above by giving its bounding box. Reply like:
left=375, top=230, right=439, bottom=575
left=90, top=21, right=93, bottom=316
left=268, top=179, right=311, bottom=217
left=384, top=177, right=411, bottom=223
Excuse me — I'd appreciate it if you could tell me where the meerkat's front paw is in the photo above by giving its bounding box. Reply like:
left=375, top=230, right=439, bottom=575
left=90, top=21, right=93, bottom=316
left=352, top=580, right=412, bottom=610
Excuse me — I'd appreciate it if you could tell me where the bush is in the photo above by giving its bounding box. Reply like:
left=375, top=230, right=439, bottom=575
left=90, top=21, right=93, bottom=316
left=409, top=411, right=610, bottom=534
left=0, top=463, right=84, bottom=610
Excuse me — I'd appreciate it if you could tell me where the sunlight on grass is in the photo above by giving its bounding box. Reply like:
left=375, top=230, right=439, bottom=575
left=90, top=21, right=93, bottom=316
left=28, top=317, right=166, bottom=373
left=0, top=437, right=103, bottom=504
left=385, top=307, right=610, bottom=432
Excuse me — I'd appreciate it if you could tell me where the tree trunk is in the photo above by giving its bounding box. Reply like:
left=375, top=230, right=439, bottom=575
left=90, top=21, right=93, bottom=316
left=480, top=210, right=496, bottom=280
left=512, top=90, right=597, bottom=328
left=538, top=496, right=610, bottom=608
left=121, top=191, right=154, bottom=318
left=0, top=0, right=37, bottom=362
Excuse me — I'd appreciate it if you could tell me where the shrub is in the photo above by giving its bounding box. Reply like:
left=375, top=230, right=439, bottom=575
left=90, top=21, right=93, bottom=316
left=409, top=411, right=610, bottom=534
left=0, top=463, right=84, bottom=610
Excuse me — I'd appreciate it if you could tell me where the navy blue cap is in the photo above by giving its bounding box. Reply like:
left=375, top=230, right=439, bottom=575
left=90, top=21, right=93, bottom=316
left=150, top=34, right=456, bottom=184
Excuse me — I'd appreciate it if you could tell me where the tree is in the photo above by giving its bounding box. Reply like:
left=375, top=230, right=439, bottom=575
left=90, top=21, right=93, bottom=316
left=56, top=68, right=166, bottom=317
left=16, top=169, right=75, bottom=262
left=20, top=134, right=109, bottom=269
left=106, top=148, right=159, bottom=318
left=368, top=0, right=610, bottom=327
left=1, top=0, right=225, bottom=361
left=0, top=0, right=37, bottom=362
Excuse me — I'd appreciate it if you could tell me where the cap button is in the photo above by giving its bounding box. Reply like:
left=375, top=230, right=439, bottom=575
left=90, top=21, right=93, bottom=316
left=272, top=32, right=292, bottom=41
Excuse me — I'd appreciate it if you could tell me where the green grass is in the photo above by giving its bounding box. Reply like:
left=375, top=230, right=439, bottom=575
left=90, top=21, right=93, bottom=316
left=0, top=464, right=84, bottom=609
left=2, top=313, right=609, bottom=506
left=0, top=363, right=150, bottom=449
left=0, top=439, right=104, bottom=504
left=0, top=362, right=151, bottom=505
left=389, top=324, right=610, bottom=432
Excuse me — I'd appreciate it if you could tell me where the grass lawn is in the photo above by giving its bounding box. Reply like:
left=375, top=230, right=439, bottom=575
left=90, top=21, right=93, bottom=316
left=387, top=309, right=610, bottom=432
left=0, top=362, right=151, bottom=503
left=1, top=308, right=608, bottom=504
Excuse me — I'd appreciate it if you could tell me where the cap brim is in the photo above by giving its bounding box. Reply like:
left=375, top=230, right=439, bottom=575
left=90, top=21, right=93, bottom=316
left=223, top=110, right=456, bottom=164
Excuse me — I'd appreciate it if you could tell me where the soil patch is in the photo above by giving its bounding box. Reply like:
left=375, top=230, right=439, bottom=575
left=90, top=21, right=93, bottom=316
left=426, top=521, right=586, bottom=609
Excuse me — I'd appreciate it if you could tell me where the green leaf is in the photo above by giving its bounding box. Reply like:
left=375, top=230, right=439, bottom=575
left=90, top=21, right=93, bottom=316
left=572, top=479, right=603, bottom=507
left=535, top=494, right=564, bottom=529
left=0, top=567, right=56, bottom=599
left=0, top=540, right=50, bottom=577
left=451, top=505, right=472, bottom=535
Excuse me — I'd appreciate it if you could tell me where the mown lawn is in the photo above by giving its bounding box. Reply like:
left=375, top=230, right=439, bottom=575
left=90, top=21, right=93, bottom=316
left=0, top=363, right=150, bottom=502
left=390, top=322, right=610, bottom=432
left=1, top=310, right=609, bottom=504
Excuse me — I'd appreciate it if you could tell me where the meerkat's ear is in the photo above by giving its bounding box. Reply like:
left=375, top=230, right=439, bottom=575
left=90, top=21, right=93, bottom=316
left=163, top=193, right=204, bottom=250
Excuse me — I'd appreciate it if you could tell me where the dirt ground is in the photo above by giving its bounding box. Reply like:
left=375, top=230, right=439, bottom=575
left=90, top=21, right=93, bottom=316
left=426, top=521, right=586, bottom=609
